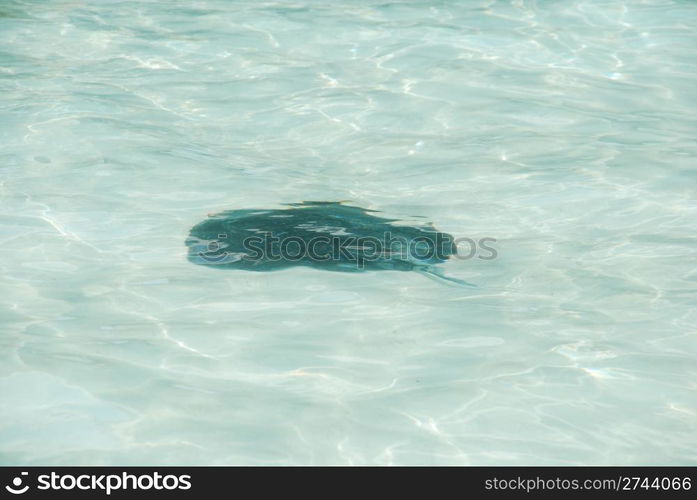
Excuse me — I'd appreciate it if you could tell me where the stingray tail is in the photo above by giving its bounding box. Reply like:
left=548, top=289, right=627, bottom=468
left=415, top=265, right=478, bottom=287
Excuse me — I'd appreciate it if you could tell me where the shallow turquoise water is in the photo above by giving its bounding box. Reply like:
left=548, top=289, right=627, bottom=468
left=1, top=0, right=696, bottom=465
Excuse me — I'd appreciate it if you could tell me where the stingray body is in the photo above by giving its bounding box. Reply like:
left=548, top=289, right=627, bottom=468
left=186, top=202, right=471, bottom=285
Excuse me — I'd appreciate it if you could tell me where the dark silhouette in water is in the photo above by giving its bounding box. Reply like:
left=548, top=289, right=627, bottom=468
left=186, top=201, right=473, bottom=286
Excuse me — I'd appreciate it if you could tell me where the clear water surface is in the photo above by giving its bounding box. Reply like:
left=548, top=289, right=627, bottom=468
left=1, top=0, right=696, bottom=465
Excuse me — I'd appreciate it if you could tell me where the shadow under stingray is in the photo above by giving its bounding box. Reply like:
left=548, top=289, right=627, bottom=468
left=186, top=201, right=473, bottom=286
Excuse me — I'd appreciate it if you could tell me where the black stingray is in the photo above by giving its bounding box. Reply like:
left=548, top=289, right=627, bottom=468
left=186, top=201, right=472, bottom=286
